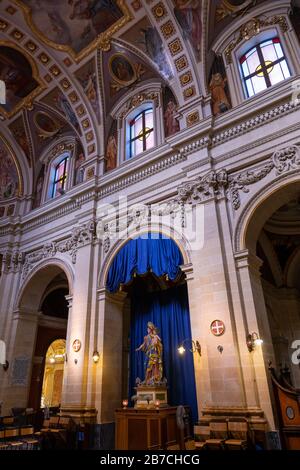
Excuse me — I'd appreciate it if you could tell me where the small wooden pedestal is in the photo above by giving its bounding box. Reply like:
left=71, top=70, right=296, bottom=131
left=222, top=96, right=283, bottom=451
left=115, top=407, right=178, bottom=450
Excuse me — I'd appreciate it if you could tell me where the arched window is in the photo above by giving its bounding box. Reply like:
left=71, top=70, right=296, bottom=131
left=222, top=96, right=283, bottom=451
left=128, top=107, right=154, bottom=159
left=239, top=37, right=291, bottom=98
left=46, top=151, right=71, bottom=200
left=52, top=156, right=69, bottom=198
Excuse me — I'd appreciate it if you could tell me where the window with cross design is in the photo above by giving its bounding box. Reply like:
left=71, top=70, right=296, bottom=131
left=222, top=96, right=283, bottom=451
left=52, top=156, right=69, bottom=198
left=128, top=107, right=154, bottom=159
left=239, top=37, right=291, bottom=98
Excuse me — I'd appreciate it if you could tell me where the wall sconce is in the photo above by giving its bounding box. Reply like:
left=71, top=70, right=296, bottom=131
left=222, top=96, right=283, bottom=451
left=246, top=332, right=263, bottom=352
left=92, top=350, right=100, bottom=363
left=178, top=339, right=201, bottom=357
left=2, top=360, right=9, bottom=372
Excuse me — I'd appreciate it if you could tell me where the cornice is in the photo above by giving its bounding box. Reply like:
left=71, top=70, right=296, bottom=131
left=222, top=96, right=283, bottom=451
left=97, top=149, right=187, bottom=199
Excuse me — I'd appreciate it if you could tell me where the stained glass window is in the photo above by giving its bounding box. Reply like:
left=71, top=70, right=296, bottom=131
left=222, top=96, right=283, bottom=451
left=129, top=108, right=154, bottom=158
left=240, top=38, right=291, bottom=98
left=52, top=156, right=69, bottom=198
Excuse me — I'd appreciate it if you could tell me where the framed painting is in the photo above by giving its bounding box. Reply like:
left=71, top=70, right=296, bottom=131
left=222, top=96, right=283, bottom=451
left=109, top=53, right=137, bottom=87
left=14, top=0, right=133, bottom=62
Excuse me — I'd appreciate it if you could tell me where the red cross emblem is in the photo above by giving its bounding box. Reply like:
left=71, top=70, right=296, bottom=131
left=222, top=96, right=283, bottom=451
left=210, top=320, right=225, bottom=336
left=72, top=339, right=81, bottom=352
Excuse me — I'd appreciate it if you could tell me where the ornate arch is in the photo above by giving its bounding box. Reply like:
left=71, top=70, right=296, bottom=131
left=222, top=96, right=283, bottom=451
left=98, top=224, right=193, bottom=290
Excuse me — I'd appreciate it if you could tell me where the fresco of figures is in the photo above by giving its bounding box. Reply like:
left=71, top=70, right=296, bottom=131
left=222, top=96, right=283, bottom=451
left=163, top=88, right=180, bottom=137
left=75, top=59, right=100, bottom=122
left=0, top=138, right=19, bottom=200
left=20, top=0, right=124, bottom=55
left=32, top=165, right=45, bottom=209
left=121, top=18, right=173, bottom=81
left=173, top=0, right=202, bottom=60
left=41, top=88, right=81, bottom=133
left=0, top=46, right=38, bottom=113
left=105, top=121, right=118, bottom=172
left=9, top=116, right=31, bottom=166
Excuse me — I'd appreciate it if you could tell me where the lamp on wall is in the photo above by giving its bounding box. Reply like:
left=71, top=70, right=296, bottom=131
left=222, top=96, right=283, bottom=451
left=178, top=339, right=201, bottom=357
left=92, top=350, right=100, bottom=363
left=246, top=332, right=263, bottom=352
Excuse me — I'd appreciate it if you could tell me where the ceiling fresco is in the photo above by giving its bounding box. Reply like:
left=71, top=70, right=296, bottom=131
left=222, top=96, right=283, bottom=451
left=0, top=0, right=295, bottom=211
left=14, top=0, right=132, bottom=61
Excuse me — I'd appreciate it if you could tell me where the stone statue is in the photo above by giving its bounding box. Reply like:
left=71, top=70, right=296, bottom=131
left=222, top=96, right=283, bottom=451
left=209, top=73, right=231, bottom=116
left=136, top=321, right=163, bottom=385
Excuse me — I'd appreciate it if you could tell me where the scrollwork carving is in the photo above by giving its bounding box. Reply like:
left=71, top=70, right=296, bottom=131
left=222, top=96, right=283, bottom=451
left=21, top=220, right=96, bottom=279
left=227, top=145, right=300, bottom=210
left=176, top=170, right=229, bottom=204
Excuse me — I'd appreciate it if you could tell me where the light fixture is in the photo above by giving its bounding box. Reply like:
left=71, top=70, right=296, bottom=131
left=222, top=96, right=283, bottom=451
left=122, top=399, right=128, bottom=409
left=178, top=339, right=201, bottom=357
left=92, top=350, right=100, bottom=363
left=3, top=360, right=9, bottom=372
left=49, top=356, right=55, bottom=364
left=246, top=332, right=263, bottom=352
left=155, top=399, right=160, bottom=409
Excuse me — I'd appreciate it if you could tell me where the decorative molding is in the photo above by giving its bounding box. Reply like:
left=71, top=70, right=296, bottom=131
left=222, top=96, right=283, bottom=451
left=118, top=91, right=160, bottom=119
left=174, top=145, right=300, bottom=211
left=2, top=250, right=24, bottom=274
left=228, top=145, right=300, bottom=210
left=228, top=162, right=274, bottom=210
left=98, top=150, right=187, bottom=198
left=176, top=170, right=229, bottom=204
left=211, top=100, right=299, bottom=147
left=178, top=136, right=210, bottom=156
left=21, top=220, right=96, bottom=279
left=224, top=15, right=289, bottom=65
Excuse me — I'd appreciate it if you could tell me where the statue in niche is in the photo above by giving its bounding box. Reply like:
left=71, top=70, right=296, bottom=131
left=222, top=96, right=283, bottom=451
left=136, top=321, right=163, bottom=385
left=164, top=100, right=180, bottom=137
left=74, top=152, right=85, bottom=185
left=105, top=134, right=117, bottom=171
left=209, top=72, right=231, bottom=116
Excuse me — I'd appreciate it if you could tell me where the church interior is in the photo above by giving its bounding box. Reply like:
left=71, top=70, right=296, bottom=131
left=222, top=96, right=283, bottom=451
left=1, top=0, right=300, bottom=452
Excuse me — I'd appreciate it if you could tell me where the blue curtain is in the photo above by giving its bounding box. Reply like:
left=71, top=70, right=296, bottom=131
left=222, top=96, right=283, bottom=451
left=130, top=284, right=198, bottom=422
left=106, top=233, right=183, bottom=293
left=106, top=234, right=198, bottom=422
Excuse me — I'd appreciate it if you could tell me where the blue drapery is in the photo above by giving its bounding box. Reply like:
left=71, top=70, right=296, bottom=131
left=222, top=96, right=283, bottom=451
left=130, top=284, right=198, bottom=422
left=106, top=233, right=183, bottom=293
left=106, top=234, right=198, bottom=422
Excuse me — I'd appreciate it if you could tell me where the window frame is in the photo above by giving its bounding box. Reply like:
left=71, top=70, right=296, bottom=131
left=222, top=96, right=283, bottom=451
left=239, top=36, right=291, bottom=99
left=51, top=155, right=69, bottom=198
left=46, top=150, right=72, bottom=201
left=127, top=107, right=154, bottom=160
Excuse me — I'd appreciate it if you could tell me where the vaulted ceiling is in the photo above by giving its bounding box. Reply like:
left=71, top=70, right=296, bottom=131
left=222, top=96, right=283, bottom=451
left=0, top=0, right=272, bottom=192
